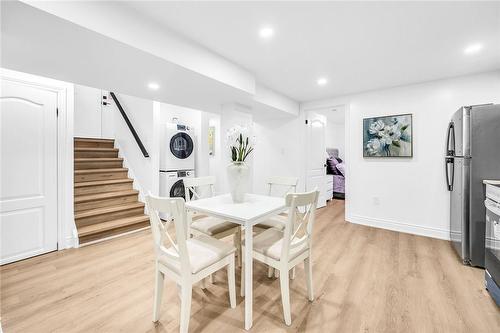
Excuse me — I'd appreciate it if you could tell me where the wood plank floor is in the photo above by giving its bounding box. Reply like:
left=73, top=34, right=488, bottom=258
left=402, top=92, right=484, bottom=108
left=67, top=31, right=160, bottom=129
left=1, top=200, right=499, bottom=332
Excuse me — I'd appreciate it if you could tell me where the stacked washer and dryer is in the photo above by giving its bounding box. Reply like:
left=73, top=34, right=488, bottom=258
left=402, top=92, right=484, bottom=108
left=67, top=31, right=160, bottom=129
left=160, top=123, right=195, bottom=199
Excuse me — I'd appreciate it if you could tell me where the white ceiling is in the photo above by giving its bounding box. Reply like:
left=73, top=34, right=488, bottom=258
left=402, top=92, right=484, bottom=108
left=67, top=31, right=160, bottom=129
left=121, top=1, right=500, bottom=102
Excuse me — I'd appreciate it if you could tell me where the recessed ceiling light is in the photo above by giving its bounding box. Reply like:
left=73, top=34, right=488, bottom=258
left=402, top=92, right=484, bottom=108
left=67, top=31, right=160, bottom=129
left=259, top=27, right=274, bottom=39
left=317, top=78, right=328, bottom=86
left=148, top=82, right=160, bottom=90
left=464, top=43, right=483, bottom=55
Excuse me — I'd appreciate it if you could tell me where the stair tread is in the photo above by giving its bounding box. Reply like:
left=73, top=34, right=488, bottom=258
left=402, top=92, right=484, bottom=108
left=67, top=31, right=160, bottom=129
left=75, top=158, right=123, bottom=162
left=74, top=168, right=128, bottom=174
left=75, top=202, right=145, bottom=219
left=74, top=179, right=133, bottom=188
left=75, top=147, right=118, bottom=152
left=78, top=215, right=149, bottom=237
left=75, top=190, right=139, bottom=203
left=74, top=138, right=114, bottom=143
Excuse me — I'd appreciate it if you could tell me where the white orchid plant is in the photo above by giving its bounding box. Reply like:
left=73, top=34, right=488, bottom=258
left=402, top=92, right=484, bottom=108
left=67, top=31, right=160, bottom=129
left=227, top=125, right=255, bottom=162
left=365, top=117, right=410, bottom=156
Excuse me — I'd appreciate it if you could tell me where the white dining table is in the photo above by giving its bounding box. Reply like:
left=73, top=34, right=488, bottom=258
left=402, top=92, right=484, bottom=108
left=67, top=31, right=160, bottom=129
left=185, top=193, right=286, bottom=330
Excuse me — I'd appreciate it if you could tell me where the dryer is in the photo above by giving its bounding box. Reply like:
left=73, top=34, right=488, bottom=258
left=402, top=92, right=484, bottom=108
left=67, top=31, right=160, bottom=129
left=159, top=170, right=195, bottom=200
left=161, top=123, right=195, bottom=171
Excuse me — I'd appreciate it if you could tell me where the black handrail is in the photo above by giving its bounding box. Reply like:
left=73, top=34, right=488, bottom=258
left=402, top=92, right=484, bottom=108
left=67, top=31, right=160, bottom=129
left=109, top=92, right=149, bottom=158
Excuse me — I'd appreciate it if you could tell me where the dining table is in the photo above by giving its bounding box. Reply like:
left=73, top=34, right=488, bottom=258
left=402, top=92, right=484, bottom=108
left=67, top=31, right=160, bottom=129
left=185, top=193, right=287, bottom=330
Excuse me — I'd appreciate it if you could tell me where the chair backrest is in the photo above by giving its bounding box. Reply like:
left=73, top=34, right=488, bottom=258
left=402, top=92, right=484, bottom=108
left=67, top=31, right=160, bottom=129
left=145, top=194, right=191, bottom=276
left=281, top=190, right=319, bottom=261
left=267, top=176, right=299, bottom=197
left=183, top=176, right=216, bottom=202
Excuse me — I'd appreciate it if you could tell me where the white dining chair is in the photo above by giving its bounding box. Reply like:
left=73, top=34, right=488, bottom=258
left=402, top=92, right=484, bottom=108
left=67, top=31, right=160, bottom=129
left=184, top=176, right=242, bottom=267
left=145, top=194, right=236, bottom=333
left=240, top=190, right=319, bottom=326
left=255, top=176, right=299, bottom=231
left=255, top=176, right=299, bottom=278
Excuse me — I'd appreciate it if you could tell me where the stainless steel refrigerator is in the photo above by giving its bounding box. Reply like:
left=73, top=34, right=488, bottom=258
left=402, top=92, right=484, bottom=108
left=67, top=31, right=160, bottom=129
left=445, top=104, right=500, bottom=267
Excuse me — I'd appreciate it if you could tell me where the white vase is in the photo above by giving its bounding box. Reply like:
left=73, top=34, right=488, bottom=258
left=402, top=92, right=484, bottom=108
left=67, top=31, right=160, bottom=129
left=227, top=162, right=249, bottom=203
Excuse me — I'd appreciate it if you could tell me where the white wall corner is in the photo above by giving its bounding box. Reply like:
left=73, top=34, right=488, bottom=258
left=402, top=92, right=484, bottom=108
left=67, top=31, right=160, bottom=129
left=254, top=84, right=299, bottom=116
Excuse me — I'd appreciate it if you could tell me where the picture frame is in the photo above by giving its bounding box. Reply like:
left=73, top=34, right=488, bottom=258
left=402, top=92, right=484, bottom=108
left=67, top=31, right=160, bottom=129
left=363, top=113, right=413, bottom=158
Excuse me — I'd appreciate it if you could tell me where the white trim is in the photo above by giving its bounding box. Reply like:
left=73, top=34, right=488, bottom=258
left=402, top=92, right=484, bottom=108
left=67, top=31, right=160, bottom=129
left=114, top=140, right=147, bottom=205
left=347, top=214, right=450, bottom=240
left=78, top=226, right=150, bottom=247
left=0, top=68, right=78, bottom=250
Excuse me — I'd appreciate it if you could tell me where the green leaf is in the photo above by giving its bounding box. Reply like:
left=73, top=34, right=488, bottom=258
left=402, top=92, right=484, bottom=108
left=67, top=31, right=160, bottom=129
left=400, top=125, right=408, bottom=132
left=392, top=141, right=401, bottom=147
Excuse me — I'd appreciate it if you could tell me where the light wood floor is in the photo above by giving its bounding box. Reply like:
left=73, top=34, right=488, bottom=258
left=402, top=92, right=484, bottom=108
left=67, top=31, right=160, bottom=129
left=1, top=200, right=499, bottom=332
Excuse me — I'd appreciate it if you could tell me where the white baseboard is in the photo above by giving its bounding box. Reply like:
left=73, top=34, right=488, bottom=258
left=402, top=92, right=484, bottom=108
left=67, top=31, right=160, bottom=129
left=346, top=214, right=450, bottom=241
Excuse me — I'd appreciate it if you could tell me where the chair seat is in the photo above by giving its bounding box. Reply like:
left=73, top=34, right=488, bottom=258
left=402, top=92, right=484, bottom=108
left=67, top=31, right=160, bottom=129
left=255, top=215, right=287, bottom=230
left=191, top=215, right=238, bottom=236
left=159, top=234, right=236, bottom=274
left=245, top=228, right=308, bottom=261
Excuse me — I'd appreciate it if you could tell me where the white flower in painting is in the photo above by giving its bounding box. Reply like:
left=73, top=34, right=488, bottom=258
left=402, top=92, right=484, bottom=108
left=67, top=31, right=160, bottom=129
left=378, top=124, right=402, bottom=146
left=369, top=120, right=385, bottom=134
left=366, top=138, right=382, bottom=155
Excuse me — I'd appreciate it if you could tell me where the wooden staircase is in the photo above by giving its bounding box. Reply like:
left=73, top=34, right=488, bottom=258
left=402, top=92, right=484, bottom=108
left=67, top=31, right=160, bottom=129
left=74, top=138, right=149, bottom=244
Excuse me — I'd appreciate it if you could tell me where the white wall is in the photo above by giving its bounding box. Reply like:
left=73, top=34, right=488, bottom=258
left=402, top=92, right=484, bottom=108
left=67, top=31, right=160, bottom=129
left=253, top=116, right=305, bottom=195
left=302, top=71, right=500, bottom=240
left=111, top=93, right=155, bottom=199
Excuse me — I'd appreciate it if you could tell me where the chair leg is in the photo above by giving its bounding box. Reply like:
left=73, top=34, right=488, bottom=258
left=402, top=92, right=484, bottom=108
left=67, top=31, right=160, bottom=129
left=153, top=267, right=164, bottom=322
left=304, top=257, right=314, bottom=301
left=240, top=250, right=245, bottom=297
left=290, top=267, right=296, bottom=280
left=209, top=273, right=215, bottom=284
left=180, top=286, right=192, bottom=333
left=267, top=266, right=274, bottom=278
left=227, top=255, right=236, bottom=308
left=279, top=268, right=292, bottom=326
left=275, top=269, right=279, bottom=278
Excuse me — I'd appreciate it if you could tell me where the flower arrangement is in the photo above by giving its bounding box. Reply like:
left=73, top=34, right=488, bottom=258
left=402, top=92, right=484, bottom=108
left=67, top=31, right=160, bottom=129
left=363, top=114, right=412, bottom=157
left=227, top=125, right=255, bottom=162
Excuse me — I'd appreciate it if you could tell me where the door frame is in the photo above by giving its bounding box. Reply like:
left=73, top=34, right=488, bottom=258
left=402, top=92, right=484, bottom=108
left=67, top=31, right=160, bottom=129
left=302, top=103, right=349, bottom=209
left=1, top=68, right=77, bottom=251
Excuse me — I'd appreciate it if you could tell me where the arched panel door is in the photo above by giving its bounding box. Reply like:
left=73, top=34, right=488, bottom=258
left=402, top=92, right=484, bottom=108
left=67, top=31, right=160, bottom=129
left=1, top=79, right=58, bottom=264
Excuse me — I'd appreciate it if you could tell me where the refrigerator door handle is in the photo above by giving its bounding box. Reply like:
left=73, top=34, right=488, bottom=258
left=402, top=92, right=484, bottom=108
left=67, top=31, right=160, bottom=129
left=446, top=157, right=454, bottom=191
left=446, top=121, right=455, bottom=156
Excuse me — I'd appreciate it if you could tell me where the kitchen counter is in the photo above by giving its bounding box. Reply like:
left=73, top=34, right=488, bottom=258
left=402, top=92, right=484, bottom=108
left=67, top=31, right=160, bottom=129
left=483, top=180, right=500, bottom=186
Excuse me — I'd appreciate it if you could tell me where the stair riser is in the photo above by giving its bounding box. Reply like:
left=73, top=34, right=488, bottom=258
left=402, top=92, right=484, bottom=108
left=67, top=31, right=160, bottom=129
left=75, top=207, right=145, bottom=227
left=75, top=194, right=139, bottom=212
left=75, top=151, right=119, bottom=158
left=78, top=221, right=149, bottom=244
left=75, top=161, right=123, bottom=170
left=74, top=182, right=133, bottom=196
left=74, top=141, right=114, bottom=149
left=75, top=171, right=128, bottom=183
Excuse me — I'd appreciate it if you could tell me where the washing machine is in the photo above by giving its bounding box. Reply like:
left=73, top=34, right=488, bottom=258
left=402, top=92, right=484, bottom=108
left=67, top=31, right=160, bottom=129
left=160, top=170, right=195, bottom=199
left=161, top=123, right=195, bottom=171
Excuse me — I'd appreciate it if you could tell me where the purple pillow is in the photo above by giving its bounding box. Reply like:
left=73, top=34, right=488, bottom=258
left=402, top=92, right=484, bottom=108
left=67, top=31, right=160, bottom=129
left=327, top=158, right=340, bottom=175
left=336, top=162, right=345, bottom=177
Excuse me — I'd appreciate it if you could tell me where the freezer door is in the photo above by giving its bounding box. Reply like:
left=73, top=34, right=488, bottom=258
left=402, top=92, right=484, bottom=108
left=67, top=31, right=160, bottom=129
left=469, top=104, right=500, bottom=267
left=450, top=157, right=469, bottom=262
left=451, top=107, right=465, bottom=157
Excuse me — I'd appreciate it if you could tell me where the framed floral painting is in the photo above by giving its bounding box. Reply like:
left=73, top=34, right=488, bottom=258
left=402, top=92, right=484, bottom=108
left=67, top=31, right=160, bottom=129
left=363, top=114, right=413, bottom=157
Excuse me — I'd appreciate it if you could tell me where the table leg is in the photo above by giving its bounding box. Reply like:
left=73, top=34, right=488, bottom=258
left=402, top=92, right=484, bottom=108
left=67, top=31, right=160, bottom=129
left=244, top=224, right=253, bottom=330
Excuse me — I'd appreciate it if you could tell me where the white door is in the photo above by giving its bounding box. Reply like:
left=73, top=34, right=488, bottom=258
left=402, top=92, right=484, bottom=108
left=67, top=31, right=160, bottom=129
left=0, top=79, right=59, bottom=264
left=74, top=85, right=102, bottom=138
left=306, top=112, right=327, bottom=208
